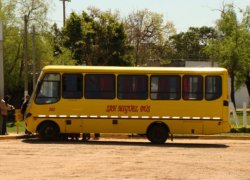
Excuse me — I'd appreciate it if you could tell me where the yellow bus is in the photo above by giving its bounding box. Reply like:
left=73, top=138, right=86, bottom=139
left=25, top=65, right=231, bottom=143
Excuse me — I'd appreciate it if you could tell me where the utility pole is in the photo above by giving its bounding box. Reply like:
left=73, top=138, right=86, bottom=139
left=0, top=20, right=4, bottom=99
left=60, top=0, right=71, bottom=26
left=32, top=25, right=36, bottom=91
left=24, top=15, right=28, bottom=96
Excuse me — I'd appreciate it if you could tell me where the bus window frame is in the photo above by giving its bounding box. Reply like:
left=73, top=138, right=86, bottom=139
left=35, top=73, right=61, bottom=104
left=117, top=74, right=148, bottom=100
left=150, top=75, right=181, bottom=100
left=62, top=73, right=83, bottom=99
left=205, top=75, right=222, bottom=101
left=84, top=74, right=116, bottom=99
left=182, top=75, right=203, bottom=101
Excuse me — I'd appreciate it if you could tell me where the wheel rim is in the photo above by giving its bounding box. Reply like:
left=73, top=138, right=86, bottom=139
left=44, top=126, right=56, bottom=138
left=40, top=123, right=59, bottom=140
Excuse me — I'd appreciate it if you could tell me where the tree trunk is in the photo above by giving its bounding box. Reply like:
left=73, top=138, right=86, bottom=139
left=230, top=73, right=236, bottom=109
left=245, top=72, right=250, bottom=98
left=135, top=42, right=139, bottom=66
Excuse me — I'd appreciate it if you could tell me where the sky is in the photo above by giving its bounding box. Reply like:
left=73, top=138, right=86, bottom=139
left=49, top=0, right=250, bottom=32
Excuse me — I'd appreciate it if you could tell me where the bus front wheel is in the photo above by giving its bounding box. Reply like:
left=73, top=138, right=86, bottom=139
left=38, top=122, right=59, bottom=140
left=147, top=124, right=169, bottom=144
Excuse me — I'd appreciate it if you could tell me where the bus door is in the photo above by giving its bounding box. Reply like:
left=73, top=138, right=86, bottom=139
left=56, top=100, right=83, bottom=133
left=61, top=74, right=84, bottom=133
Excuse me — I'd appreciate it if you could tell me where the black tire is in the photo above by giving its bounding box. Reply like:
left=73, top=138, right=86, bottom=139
left=39, top=122, right=59, bottom=140
left=147, top=124, right=169, bottom=144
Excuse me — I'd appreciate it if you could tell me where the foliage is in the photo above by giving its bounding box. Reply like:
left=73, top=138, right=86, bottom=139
left=237, top=6, right=250, bottom=96
left=205, top=4, right=250, bottom=107
left=1, top=1, right=249, bottom=106
left=230, top=128, right=250, bottom=133
left=169, top=26, right=216, bottom=61
left=0, top=1, right=21, bottom=92
left=49, top=24, right=76, bottom=65
left=63, top=8, right=133, bottom=66
left=17, top=0, right=50, bottom=31
left=0, top=0, right=76, bottom=99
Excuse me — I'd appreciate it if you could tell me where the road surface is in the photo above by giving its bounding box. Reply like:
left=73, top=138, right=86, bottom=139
left=0, top=137, right=249, bottom=179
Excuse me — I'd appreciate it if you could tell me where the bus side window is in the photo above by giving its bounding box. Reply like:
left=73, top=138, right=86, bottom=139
left=118, top=75, right=148, bottom=100
left=35, top=73, right=61, bottom=104
left=205, top=76, right=222, bottom=100
left=182, top=75, right=203, bottom=100
left=62, top=74, right=83, bottom=99
left=150, top=75, right=181, bottom=100
left=85, top=74, right=115, bottom=99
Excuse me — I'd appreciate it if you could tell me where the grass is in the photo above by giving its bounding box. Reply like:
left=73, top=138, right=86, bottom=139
left=230, top=111, right=250, bottom=129
left=230, top=112, right=250, bottom=134
left=7, top=120, right=26, bottom=134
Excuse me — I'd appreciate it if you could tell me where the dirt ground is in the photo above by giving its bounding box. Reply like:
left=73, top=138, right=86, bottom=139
left=0, top=137, right=250, bottom=180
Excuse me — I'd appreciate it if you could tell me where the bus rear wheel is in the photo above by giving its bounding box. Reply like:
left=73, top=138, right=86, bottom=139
left=147, top=124, right=169, bottom=144
left=39, top=122, right=59, bottom=140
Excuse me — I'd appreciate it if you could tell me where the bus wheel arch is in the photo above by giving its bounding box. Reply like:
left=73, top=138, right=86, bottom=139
left=146, top=122, right=170, bottom=144
left=37, top=120, right=60, bottom=140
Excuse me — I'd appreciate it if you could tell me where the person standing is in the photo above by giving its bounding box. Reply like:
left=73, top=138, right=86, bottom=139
left=0, top=95, right=15, bottom=135
left=21, top=95, right=30, bottom=120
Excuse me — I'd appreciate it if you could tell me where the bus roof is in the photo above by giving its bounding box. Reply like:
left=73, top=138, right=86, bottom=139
left=42, top=65, right=227, bottom=74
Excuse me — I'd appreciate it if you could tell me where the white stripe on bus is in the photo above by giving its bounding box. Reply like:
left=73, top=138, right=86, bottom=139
left=202, top=117, right=210, bottom=119
left=121, top=116, right=129, bottom=118
left=212, top=117, right=221, bottom=120
left=192, top=117, right=200, bottom=119
left=111, top=116, right=119, bottom=118
left=49, top=115, right=57, bottom=118
left=172, top=116, right=180, bottom=119
left=152, top=116, right=160, bottom=119
left=36, top=115, right=222, bottom=121
left=131, top=116, right=139, bottom=119
left=162, top=116, right=170, bottom=119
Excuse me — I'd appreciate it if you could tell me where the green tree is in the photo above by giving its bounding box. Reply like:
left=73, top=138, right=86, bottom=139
left=205, top=4, right=250, bottom=107
left=63, top=8, right=133, bottom=66
left=49, top=23, right=75, bottom=65
left=63, top=12, right=84, bottom=64
left=169, top=26, right=216, bottom=62
left=0, top=0, right=57, bottom=98
left=239, top=6, right=250, bottom=98
left=0, top=0, right=22, bottom=93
